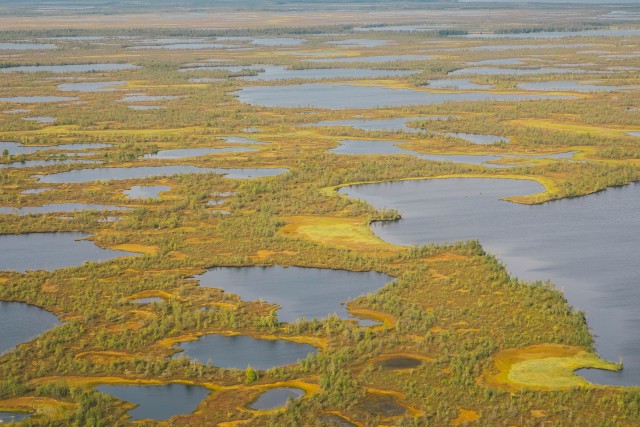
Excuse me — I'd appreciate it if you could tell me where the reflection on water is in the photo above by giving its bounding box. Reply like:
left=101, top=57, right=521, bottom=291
left=340, top=179, right=640, bottom=386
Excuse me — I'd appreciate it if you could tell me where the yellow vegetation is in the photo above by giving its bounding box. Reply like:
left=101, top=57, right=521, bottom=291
left=451, top=408, right=480, bottom=425
left=280, top=215, right=398, bottom=253
left=482, top=344, right=621, bottom=390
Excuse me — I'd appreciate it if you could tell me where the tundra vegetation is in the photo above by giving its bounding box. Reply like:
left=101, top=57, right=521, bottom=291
left=0, top=1, right=639, bottom=425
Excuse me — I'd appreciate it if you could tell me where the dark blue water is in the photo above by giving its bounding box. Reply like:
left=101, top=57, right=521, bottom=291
left=248, top=387, right=305, bottom=410
left=0, top=232, right=136, bottom=272
left=196, top=266, right=393, bottom=323
left=0, top=301, right=61, bottom=355
left=95, top=383, right=209, bottom=421
left=173, top=334, right=317, bottom=370
left=340, top=179, right=640, bottom=386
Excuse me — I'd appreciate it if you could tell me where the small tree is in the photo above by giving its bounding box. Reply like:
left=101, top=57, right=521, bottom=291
left=245, top=365, right=258, bottom=384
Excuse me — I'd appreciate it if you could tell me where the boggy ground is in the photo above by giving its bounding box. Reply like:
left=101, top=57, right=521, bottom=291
left=1, top=2, right=640, bottom=426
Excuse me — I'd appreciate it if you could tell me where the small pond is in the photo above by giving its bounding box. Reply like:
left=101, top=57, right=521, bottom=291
left=0, top=301, right=61, bottom=355
left=248, top=387, right=305, bottom=410
left=0, top=96, right=77, bottom=103
left=449, top=67, right=587, bottom=76
left=0, top=43, right=56, bottom=50
left=58, top=81, right=126, bottom=92
left=123, top=185, right=171, bottom=199
left=0, top=203, right=127, bottom=216
left=238, top=65, right=416, bottom=81
left=0, top=63, right=140, bottom=73
left=427, top=79, right=493, bottom=90
left=173, top=334, right=317, bottom=370
left=236, top=83, right=569, bottom=109
left=95, top=384, right=209, bottom=421
left=518, top=81, right=638, bottom=92
left=143, top=147, right=255, bottom=159
left=306, top=55, right=429, bottom=63
left=195, top=266, right=393, bottom=323
left=35, top=166, right=288, bottom=184
left=0, top=232, right=136, bottom=272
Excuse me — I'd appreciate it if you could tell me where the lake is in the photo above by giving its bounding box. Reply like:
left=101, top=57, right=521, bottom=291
left=0, top=301, right=61, bottom=355
left=123, top=185, right=171, bottom=199
left=35, top=166, right=288, bottom=184
left=143, top=147, right=255, bottom=159
left=0, top=232, right=136, bottom=272
left=195, top=266, right=393, bottom=323
left=340, top=179, right=640, bottom=386
left=0, top=63, right=140, bottom=73
left=236, top=84, right=569, bottom=109
left=95, top=383, right=209, bottom=421
left=238, top=65, right=416, bottom=81
left=248, top=387, right=305, bottom=410
left=0, top=203, right=127, bottom=216
left=173, top=334, right=317, bottom=370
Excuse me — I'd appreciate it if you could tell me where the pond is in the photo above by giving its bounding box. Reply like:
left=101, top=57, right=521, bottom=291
left=95, top=384, right=209, bottom=421
left=628, top=132, right=640, bottom=137
left=248, top=387, right=305, bottom=410
left=195, top=266, right=393, bottom=323
left=518, top=81, right=639, bottom=92
left=235, top=83, right=569, bottom=109
left=133, top=43, right=232, bottom=50
left=119, top=95, right=181, bottom=103
left=173, top=334, right=317, bottom=370
left=0, top=232, right=136, bottom=272
left=326, top=39, right=390, bottom=47
left=427, top=79, right=493, bottom=90
left=250, top=38, right=305, bottom=46
left=331, top=139, right=565, bottom=167
left=0, top=411, right=30, bottom=423
left=0, top=96, right=77, bottom=103
left=462, top=29, right=640, bottom=39
left=130, top=297, right=163, bottom=304
left=35, top=166, right=288, bottom=184
left=24, top=116, right=56, bottom=123
left=0, top=141, right=109, bottom=156
left=339, top=179, right=640, bottom=386
left=441, top=132, right=509, bottom=144
left=0, top=63, right=140, bottom=73
left=470, top=43, right=594, bottom=51
left=305, top=116, right=449, bottom=133
left=143, top=147, right=255, bottom=159
left=238, top=65, right=416, bottom=81
left=0, top=203, right=127, bottom=215
left=57, top=81, right=126, bottom=92
left=305, top=55, right=429, bottom=63
left=0, top=43, right=56, bottom=50
left=449, top=67, right=586, bottom=76
left=123, top=185, right=171, bottom=199
left=0, top=159, right=101, bottom=169
left=0, top=301, right=61, bottom=355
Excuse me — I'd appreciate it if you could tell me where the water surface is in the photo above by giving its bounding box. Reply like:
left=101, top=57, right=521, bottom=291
left=0, top=203, right=127, bottom=215
left=427, top=79, right=493, bottom=90
left=518, top=81, right=639, bottom=92
left=35, top=166, right=288, bottom=184
left=236, top=84, right=569, bottom=109
left=174, top=334, right=316, bottom=370
left=195, top=266, right=393, bottom=323
left=1, top=63, right=140, bottom=73
left=95, top=384, right=209, bottom=421
left=143, top=147, right=255, bottom=159
left=0, top=43, right=56, bottom=50
left=306, top=55, right=428, bottom=63
left=0, top=412, right=30, bottom=423
left=238, top=65, right=415, bottom=81
left=248, top=387, right=305, bottom=410
left=327, top=39, right=390, bottom=47
left=0, top=96, right=77, bottom=103
left=449, top=67, right=586, bottom=76
left=123, top=185, right=171, bottom=199
left=340, top=179, right=640, bottom=386
left=0, top=301, right=61, bottom=354
left=58, top=81, right=126, bottom=92
left=0, top=232, right=135, bottom=272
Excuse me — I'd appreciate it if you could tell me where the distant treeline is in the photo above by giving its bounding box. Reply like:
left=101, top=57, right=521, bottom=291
left=494, top=23, right=610, bottom=34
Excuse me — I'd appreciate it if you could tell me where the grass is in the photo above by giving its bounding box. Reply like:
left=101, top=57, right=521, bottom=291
left=279, top=215, right=399, bottom=254
left=508, top=119, right=639, bottom=137
left=482, top=344, right=621, bottom=390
